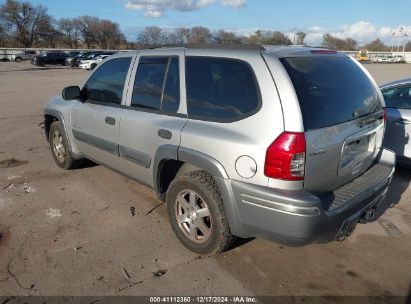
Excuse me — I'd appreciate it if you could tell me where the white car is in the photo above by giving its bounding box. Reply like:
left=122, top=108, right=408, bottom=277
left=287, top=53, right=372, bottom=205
left=393, top=55, right=406, bottom=63
left=79, top=55, right=109, bottom=70
left=372, top=54, right=385, bottom=63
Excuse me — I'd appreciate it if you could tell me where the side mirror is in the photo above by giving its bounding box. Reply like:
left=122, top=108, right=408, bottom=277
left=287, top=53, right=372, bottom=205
left=62, top=86, right=81, bottom=101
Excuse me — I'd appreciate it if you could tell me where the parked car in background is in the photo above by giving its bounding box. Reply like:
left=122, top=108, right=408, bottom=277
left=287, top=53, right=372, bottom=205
left=378, top=56, right=388, bottom=63
left=73, top=51, right=104, bottom=67
left=381, top=78, right=411, bottom=167
left=31, top=52, right=69, bottom=66
left=43, top=45, right=395, bottom=254
left=65, top=52, right=87, bottom=67
left=373, top=54, right=386, bottom=63
left=66, top=52, right=100, bottom=67
left=65, top=51, right=81, bottom=59
left=14, top=50, right=40, bottom=62
left=79, top=54, right=110, bottom=70
left=392, top=55, right=406, bottom=63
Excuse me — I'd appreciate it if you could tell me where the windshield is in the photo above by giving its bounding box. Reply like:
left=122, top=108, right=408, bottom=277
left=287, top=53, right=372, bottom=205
left=280, top=55, right=383, bottom=130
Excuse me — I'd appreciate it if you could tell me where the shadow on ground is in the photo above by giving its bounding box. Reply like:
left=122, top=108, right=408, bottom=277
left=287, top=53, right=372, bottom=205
left=374, top=166, right=411, bottom=219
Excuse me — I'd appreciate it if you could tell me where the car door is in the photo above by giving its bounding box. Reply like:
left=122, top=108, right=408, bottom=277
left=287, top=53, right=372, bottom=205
left=118, top=49, right=187, bottom=187
left=51, top=53, right=60, bottom=64
left=71, top=53, right=135, bottom=166
left=44, top=53, right=53, bottom=64
left=382, top=84, right=411, bottom=159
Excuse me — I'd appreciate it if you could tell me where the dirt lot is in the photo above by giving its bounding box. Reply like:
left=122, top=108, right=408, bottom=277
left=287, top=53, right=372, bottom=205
left=0, top=61, right=410, bottom=299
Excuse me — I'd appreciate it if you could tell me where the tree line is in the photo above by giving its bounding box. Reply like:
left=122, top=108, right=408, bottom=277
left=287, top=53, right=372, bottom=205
left=0, top=0, right=410, bottom=51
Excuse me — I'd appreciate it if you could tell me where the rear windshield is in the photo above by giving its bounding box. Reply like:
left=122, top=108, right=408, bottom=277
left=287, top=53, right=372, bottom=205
left=280, top=56, right=382, bottom=130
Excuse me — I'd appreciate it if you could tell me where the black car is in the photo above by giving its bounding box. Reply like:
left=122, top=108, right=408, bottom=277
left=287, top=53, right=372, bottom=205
left=31, top=52, right=69, bottom=66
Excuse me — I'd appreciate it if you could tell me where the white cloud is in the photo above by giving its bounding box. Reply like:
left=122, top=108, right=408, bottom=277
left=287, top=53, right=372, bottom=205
left=304, top=22, right=411, bottom=46
left=125, top=0, right=246, bottom=17
left=222, top=0, right=246, bottom=9
left=307, top=26, right=328, bottom=33
left=332, top=21, right=376, bottom=40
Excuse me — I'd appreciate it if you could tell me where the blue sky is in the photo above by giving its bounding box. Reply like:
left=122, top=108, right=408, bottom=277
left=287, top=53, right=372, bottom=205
left=25, top=0, right=411, bottom=45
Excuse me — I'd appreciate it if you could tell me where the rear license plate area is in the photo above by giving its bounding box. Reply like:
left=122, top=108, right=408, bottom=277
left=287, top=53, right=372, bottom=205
left=339, top=132, right=376, bottom=176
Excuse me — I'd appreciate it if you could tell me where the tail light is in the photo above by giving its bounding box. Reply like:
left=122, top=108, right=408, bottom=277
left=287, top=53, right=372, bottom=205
left=383, top=108, right=387, bottom=124
left=264, top=132, right=306, bottom=181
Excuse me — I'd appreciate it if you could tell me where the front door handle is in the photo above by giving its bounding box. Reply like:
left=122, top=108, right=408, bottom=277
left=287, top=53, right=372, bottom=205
left=158, top=129, right=172, bottom=140
left=105, top=116, right=116, bottom=125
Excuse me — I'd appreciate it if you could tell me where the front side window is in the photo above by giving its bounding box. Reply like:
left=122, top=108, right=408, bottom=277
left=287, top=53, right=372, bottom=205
left=84, top=57, right=131, bottom=105
left=131, top=56, right=180, bottom=113
left=185, top=57, right=261, bottom=122
left=383, top=85, right=411, bottom=109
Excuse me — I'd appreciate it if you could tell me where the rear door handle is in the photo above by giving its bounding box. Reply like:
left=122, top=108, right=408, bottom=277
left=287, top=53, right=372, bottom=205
left=158, top=129, right=172, bottom=140
left=105, top=116, right=116, bottom=125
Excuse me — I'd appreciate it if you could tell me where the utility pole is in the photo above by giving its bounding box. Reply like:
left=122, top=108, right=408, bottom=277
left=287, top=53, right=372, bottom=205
left=291, top=27, right=297, bottom=45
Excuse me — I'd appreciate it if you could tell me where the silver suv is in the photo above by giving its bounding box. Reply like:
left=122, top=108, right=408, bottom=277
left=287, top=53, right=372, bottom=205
left=44, top=45, right=396, bottom=254
left=14, top=50, right=39, bottom=62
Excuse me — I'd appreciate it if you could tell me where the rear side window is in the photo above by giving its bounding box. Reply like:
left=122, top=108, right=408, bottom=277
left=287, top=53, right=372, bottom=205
left=186, top=57, right=261, bottom=122
left=84, top=57, right=131, bottom=105
left=280, top=56, right=383, bottom=130
left=131, top=56, right=180, bottom=113
left=382, top=86, right=411, bottom=109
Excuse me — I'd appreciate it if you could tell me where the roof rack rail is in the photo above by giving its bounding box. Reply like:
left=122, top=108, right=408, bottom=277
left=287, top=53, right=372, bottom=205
left=138, top=43, right=266, bottom=51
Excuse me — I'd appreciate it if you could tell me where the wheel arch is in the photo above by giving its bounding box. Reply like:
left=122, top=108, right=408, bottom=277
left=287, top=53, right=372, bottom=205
left=153, top=145, right=229, bottom=201
left=43, top=107, right=82, bottom=159
left=154, top=146, right=246, bottom=238
left=44, top=108, right=64, bottom=142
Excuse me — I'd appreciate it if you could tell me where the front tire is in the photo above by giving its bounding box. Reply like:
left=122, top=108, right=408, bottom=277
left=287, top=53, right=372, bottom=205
left=166, top=170, right=235, bottom=254
left=49, top=121, right=79, bottom=170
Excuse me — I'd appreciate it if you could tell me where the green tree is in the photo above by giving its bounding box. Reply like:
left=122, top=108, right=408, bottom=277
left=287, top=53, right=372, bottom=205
left=92, top=19, right=123, bottom=49
left=248, top=30, right=291, bottom=45
left=189, top=26, right=212, bottom=43
left=363, top=38, right=389, bottom=51
left=58, top=18, right=81, bottom=48
left=322, top=34, right=358, bottom=51
left=296, top=31, right=306, bottom=45
left=137, top=26, right=166, bottom=46
left=0, top=0, right=54, bottom=47
left=213, top=30, right=240, bottom=44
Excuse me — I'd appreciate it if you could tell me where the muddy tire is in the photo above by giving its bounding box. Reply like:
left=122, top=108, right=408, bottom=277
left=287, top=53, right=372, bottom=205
left=49, top=121, right=79, bottom=170
left=166, top=170, right=236, bottom=254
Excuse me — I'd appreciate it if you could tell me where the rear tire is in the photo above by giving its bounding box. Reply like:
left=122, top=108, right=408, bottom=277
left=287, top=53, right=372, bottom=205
left=15, top=57, right=22, bottom=62
left=90, top=63, right=97, bottom=70
left=166, top=170, right=236, bottom=254
left=49, top=121, right=81, bottom=170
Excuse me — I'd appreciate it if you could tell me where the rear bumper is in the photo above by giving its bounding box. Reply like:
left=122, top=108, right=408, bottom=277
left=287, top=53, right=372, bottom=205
left=221, top=148, right=396, bottom=246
